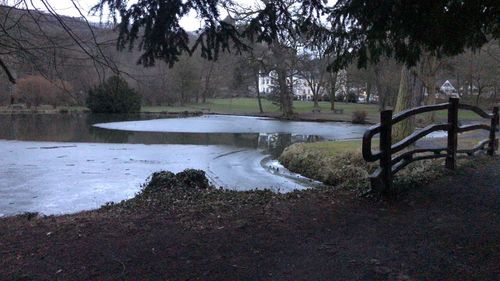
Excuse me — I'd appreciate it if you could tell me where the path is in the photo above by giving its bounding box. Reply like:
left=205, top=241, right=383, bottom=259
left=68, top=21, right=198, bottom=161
left=0, top=157, right=498, bottom=280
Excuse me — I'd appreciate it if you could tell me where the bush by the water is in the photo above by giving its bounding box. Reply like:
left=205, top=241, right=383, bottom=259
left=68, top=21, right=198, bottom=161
left=351, top=110, right=368, bottom=124
left=279, top=142, right=444, bottom=193
left=86, top=76, right=141, bottom=113
left=106, top=168, right=280, bottom=219
left=143, top=169, right=212, bottom=194
left=279, top=143, right=374, bottom=189
left=346, top=92, right=358, bottom=103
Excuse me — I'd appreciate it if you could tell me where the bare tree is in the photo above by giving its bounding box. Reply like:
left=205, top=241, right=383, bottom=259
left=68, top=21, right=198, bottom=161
left=297, top=53, right=328, bottom=109
left=0, top=0, right=120, bottom=87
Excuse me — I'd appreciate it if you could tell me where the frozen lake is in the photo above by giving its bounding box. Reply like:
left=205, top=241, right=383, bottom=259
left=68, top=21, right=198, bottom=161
left=0, top=114, right=367, bottom=216
left=94, top=114, right=367, bottom=138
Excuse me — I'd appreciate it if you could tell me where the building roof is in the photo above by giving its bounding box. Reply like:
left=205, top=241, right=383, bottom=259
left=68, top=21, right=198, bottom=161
left=440, top=80, right=457, bottom=93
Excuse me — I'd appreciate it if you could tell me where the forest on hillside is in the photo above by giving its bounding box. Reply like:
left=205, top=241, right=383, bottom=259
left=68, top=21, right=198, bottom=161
left=0, top=4, right=498, bottom=110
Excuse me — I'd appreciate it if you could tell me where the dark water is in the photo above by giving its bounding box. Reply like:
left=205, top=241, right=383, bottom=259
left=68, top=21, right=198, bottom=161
left=0, top=113, right=359, bottom=157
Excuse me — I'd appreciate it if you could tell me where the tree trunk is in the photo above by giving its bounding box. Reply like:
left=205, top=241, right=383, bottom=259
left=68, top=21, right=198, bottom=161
left=393, top=66, right=419, bottom=141
left=313, top=86, right=319, bottom=108
left=373, top=64, right=387, bottom=110
left=475, top=84, right=482, bottom=105
left=469, top=52, right=474, bottom=96
left=254, top=69, right=264, bottom=113
left=277, top=67, right=294, bottom=118
left=329, top=71, right=337, bottom=110
left=366, top=81, right=372, bottom=103
left=8, top=68, right=16, bottom=105
left=195, top=77, right=200, bottom=104
left=493, top=85, right=497, bottom=104
left=424, top=83, right=436, bottom=122
left=419, top=54, right=438, bottom=123
left=179, top=80, right=185, bottom=106
left=201, top=91, right=207, bottom=103
left=270, top=43, right=294, bottom=118
left=456, top=73, right=461, bottom=96
left=201, top=63, right=214, bottom=103
left=201, top=76, right=210, bottom=103
left=180, top=90, right=185, bottom=106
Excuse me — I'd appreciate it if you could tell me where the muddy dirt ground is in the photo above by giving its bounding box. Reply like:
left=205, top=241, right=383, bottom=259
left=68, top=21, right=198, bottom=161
left=0, top=158, right=498, bottom=280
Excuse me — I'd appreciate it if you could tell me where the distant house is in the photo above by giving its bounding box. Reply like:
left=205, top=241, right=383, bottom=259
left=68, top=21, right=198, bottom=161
left=439, top=80, right=458, bottom=97
left=258, top=73, right=274, bottom=95
left=258, top=71, right=322, bottom=100
left=257, top=70, right=351, bottom=101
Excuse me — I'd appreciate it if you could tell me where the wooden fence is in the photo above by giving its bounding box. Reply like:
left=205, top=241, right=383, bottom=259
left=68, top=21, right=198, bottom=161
left=362, top=97, right=499, bottom=193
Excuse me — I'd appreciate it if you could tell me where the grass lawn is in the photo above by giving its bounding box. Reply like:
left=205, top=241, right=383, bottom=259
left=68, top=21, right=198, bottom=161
left=141, top=98, right=483, bottom=123
left=1, top=97, right=484, bottom=123
left=294, top=139, right=363, bottom=157
left=143, top=98, right=379, bottom=114
left=142, top=98, right=381, bottom=122
left=290, top=131, right=485, bottom=163
left=143, top=98, right=278, bottom=113
left=278, top=131, right=487, bottom=188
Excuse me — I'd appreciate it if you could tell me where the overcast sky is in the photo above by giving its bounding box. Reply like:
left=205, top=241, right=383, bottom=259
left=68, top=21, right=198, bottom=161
left=11, top=0, right=202, bottom=30
left=14, top=0, right=335, bottom=31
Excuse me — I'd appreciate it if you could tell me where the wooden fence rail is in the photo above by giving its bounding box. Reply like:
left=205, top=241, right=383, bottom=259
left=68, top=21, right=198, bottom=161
left=362, top=97, right=499, bottom=193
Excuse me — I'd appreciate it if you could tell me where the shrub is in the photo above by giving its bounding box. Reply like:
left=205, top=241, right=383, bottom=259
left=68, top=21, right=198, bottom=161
left=145, top=171, right=178, bottom=193
left=335, top=93, right=345, bottom=102
left=279, top=143, right=375, bottom=189
left=346, top=92, right=358, bottom=103
left=143, top=169, right=212, bottom=194
left=15, top=75, right=74, bottom=108
left=176, top=169, right=211, bottom=189
left=352, top=110, right=367, bottom=124
left=279, top=142, right=446, bottom=193
left=86, top=76, right=141, bottom=113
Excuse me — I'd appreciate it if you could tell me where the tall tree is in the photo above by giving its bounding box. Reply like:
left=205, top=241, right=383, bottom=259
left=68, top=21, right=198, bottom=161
left=270, top=42, right=295, bottom=117
left=1, top=1, right=120, bottom=84
left=327, top=70, right=339, bottom=110
left=297, top=54, right=328, bottom=109
left=372, top=59, right=401, bottom=110
left=231, top=1, right=303, bottom=118
left=417, top=53, right=442, bottom=122
left=91, top=0, right=499, bottom=124
left=170, top=55, right=200, bottom=105
left=392, top=67, right=421, bottom=141
left=244, top=44, right=271, bottom=113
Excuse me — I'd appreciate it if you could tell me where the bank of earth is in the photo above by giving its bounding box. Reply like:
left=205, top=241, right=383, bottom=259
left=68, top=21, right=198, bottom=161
left=0, top=154, right=498, bottom=280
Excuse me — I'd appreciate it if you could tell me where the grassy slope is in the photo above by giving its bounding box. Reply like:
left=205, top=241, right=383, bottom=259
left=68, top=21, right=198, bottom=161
left=279, top=140, right=377, bottom=188
left=143, top=99, right=375, bottom=114
left=279, top=133, right=487, bottom=188
left=296, top=140, right=363, bottom=156
left=2, top=98, right=481, bottom=122
left=142, top=98, right=480, bottom=121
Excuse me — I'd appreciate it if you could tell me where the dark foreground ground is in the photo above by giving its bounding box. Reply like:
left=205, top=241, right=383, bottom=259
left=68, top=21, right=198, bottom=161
left=1, top=158, right=498, bottom=281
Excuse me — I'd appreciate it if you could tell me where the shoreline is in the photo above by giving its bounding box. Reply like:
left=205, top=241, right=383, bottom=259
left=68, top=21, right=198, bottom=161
left=0, top=109, right=375, bottom=124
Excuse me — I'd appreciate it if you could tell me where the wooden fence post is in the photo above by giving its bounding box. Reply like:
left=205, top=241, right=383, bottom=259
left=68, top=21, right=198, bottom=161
left=488, top=106, right=499, bottom=156
left=446, top=97, right=459, bottom=170
left=380, top=109, right=393, bottom=192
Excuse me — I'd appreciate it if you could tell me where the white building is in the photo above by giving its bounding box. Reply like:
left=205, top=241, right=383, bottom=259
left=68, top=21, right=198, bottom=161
left=258, top=74, right=274, bottom=95
left=440, top=80, right=458, bottom=96
left=258, top=71, right=325, bottom=100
